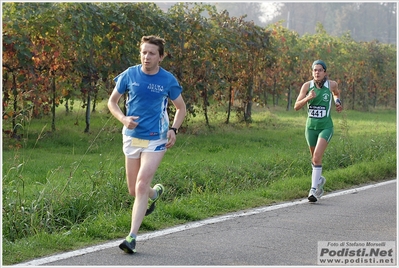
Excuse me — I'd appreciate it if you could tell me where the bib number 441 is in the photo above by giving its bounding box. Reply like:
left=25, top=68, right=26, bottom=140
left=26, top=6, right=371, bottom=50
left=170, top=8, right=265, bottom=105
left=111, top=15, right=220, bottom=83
left=308, top=106, right=326, bottom=118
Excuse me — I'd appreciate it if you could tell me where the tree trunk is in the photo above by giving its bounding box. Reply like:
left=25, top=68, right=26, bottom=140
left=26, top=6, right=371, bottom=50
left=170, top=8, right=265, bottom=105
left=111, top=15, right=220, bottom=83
left=202, top=85, right=209, bottom=127
left=84, top=92, right=91, bottom=133
left=92, top=88, right=97, bottom=113
left=225, top=85, right=233, bottom=124
left=245, top=80, right=253, bottom=122
left=272, top=75, right=277, bottom=107
left=351, top=82, right=355, bottom=110
left=286, top=85, right=292, bottom=111
left=51, top=74, right=56, bottom=132
left=12, top=73, right=17, bottom=136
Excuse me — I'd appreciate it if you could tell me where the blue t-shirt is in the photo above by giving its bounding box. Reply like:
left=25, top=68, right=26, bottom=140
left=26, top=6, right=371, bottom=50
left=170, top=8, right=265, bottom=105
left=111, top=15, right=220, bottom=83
left=113, top=65, right=182, bottom=140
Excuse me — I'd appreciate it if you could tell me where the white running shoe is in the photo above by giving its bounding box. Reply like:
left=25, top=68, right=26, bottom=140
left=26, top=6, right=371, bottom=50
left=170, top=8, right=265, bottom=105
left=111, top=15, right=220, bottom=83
left=315, top=176, right=326, bottom=198
left=308, top=188, right=317, bottom=202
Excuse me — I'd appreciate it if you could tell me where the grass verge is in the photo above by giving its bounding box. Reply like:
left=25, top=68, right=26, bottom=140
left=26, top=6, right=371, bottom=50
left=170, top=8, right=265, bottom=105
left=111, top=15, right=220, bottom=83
left=2, top=105, right=396, bottom=265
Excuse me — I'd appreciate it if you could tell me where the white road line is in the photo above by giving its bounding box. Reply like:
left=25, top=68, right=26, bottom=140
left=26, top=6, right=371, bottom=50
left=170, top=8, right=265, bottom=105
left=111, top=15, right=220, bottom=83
left=14, top=179, right=396, bottom=266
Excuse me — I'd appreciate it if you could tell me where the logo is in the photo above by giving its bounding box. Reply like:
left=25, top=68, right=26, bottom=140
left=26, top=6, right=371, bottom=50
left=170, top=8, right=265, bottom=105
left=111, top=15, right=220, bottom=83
left=322, top=93, right=330, bottom=102
left=148, top=83, right=164, bottom=93
left=318, top=241, right=396, bottom=265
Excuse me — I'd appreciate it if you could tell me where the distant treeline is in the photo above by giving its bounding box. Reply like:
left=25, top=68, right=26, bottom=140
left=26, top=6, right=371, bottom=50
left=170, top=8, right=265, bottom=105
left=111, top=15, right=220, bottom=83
left=210, top=2, right=397, bottom=44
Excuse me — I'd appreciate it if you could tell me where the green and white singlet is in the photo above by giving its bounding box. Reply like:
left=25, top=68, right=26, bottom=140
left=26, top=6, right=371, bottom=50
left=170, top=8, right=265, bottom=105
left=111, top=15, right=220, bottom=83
left=306, top=80, right=333, bottom=130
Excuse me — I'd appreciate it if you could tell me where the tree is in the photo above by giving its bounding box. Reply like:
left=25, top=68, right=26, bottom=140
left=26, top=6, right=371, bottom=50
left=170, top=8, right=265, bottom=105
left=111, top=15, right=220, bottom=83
left=3, top=3, right=71, bottom=133
left=2, top=2, right=396, bottom=140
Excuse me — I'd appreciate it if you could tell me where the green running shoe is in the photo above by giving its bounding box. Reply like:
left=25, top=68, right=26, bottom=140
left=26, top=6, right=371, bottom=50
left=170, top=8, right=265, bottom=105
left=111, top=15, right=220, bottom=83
left=145, top=184, right=164, bottom=216
left=119, top=236, right=136, bottom=254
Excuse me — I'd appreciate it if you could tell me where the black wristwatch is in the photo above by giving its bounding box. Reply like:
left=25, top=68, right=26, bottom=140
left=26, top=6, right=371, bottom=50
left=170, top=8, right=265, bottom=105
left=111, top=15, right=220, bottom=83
left=170, top=127, right=178, bottom=135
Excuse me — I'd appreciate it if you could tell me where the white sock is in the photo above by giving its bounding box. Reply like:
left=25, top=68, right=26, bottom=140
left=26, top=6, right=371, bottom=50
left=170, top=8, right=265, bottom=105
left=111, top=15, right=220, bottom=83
left=311, top=164, right=322, bottom=189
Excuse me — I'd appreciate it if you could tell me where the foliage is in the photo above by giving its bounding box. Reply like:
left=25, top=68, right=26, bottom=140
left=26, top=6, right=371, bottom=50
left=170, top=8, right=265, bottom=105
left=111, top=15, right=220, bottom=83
left=2, top=2, right=396, bottom=136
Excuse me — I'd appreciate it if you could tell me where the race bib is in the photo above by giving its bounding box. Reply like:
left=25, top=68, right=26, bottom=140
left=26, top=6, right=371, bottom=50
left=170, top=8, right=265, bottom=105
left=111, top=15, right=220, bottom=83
left=308, top=105, right=326, bottom=118
left=131, top=138, right=149, bottom=148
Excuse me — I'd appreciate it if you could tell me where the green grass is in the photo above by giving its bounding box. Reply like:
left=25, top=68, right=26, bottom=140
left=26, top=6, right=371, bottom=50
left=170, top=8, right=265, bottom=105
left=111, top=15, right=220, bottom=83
left=2, top=104, right=396, bottom=265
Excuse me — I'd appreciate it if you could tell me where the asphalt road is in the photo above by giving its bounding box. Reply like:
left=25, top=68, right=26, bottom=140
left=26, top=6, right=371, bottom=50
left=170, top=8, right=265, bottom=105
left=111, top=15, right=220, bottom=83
left=16, top=179, right=396, bottom=266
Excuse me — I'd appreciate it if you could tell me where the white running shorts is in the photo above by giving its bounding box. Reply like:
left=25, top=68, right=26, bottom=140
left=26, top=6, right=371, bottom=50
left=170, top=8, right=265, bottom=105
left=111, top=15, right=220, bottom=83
left=122, top=135, right=167, bottom=159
